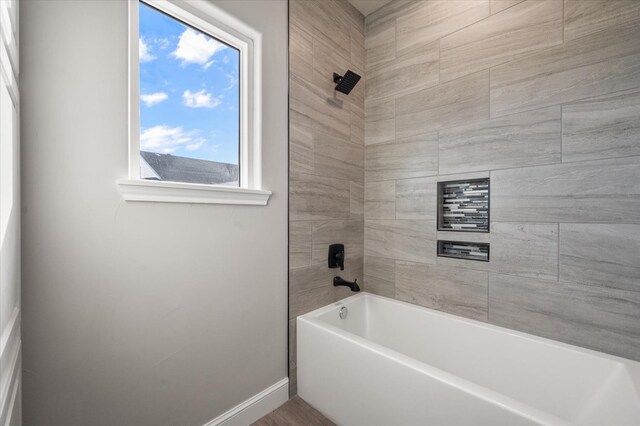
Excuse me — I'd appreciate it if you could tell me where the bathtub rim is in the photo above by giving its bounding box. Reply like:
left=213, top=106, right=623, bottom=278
left=301, top=292, right=640, bottom=370
left=297, top=292, right=640, bottom=424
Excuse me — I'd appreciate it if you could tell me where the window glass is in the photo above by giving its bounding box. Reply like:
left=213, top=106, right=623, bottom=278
left=138, top=1, right=240, bottom=186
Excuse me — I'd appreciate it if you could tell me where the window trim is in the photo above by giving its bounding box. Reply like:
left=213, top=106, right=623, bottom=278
left=119, top=0, right=270, bottom=205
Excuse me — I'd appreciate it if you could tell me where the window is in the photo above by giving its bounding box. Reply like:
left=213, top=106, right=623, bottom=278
left=120, top=0, right=270, bottom=205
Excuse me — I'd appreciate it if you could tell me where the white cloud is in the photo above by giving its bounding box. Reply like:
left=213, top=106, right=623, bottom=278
left=186, top=141, right=205, bottom=151
left=172, top=28, right=226, bottom=66
left=140, top=125, right=205, bottom=154
left=182, top=89, right=222, bottom=109
left=155, top=37, right=170, bottom=50
left=224, top=73, right=238, bottom=91
left=140, top=92, right=168, bottom=107
left=139, top=38, right=155, bottom=62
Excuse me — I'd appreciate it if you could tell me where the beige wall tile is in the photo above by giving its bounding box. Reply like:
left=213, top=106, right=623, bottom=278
left=365, top=133, right=438, bottom=181
left=490, top=223, right=558, bottom=281
left=367, top=41, right=439, bottom=101
left=365, top=97, right=395, bottom=146
left=289, top=108, right=314, bottom=176
left=350, top=181, right=364, bottom=220
left=312, top=219, right=364, bottom=264
left=489, top=273, right=640, bottom=361
left=290, top=0, right=351, bottom=59
left=560, top=224, right=640, bottom=291
left=363, top=256, right=396, bottom=297
left=289, top=0, right=365, bottom=396
left=290, top=172, right=350, bottom=221
left=313, top=132, right=364, bottom=183
left=395, top=177, right=437, bottom=220
left=290, top=221, right=313, bottom=269
left=562, top=89, right=640, bottom=162
left=290, top=73, right=351, bottom=139
left=312, top=36, right=363, bottom=107
left=396, top=261, right=489, bottom=321
left=438, top=106, right=561, bottom=174
left=491, top=23, right=640, bottom=117
left=365, top=181, right=396, bottom=219
left=350, top=103, right=365, bottom=146
left=396, top=71, right=489, bottom=138
left=289, top=284, right=353, bottom=319
left=440, top=0, right=562, bottom=82
left=491, top=157, right=640, bottom=223
left=396, top=0, right=490, bottom=53
left=350, top=23, right=365, bottom=72
left=490, top=0, right=523, bottom=15
left=290, top=262, right=336, bottom=294
left=364, top=19, right=396, bottom=70
left=289, top=22, right=313, bottom=80
left=365, top=219, right=436, bottom=263
left=564, top=0, right=640, bottom=41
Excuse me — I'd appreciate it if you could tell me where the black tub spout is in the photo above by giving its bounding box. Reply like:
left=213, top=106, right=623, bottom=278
left=333, top=276, right=360, bottom=292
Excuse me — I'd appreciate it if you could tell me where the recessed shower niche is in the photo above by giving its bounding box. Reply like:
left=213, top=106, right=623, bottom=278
left=437, top=240, right=490, bottom=262
left=437, top=178, right=490, bottom=232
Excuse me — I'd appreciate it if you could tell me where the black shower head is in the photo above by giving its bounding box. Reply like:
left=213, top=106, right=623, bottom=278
left=333, top=70, right=361, bottom=95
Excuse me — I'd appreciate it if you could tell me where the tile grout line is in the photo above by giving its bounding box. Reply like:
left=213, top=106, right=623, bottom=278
left=560, top=103, right=564, bottom=162
left=557, top=223, right=560, bottom=282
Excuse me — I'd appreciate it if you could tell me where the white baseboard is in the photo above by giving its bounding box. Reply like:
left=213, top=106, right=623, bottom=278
left=204, top=378, right=289, bottom=426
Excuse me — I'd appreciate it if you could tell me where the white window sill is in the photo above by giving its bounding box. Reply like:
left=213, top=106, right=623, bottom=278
left=117, top=179, right=272, bottom=205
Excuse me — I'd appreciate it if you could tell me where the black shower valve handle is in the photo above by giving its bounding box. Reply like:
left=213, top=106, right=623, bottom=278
left=328, top=243, right=345, bottom=270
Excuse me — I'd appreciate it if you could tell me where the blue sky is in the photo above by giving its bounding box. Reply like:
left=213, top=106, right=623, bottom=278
left=139, top=1, right=239, bottom=164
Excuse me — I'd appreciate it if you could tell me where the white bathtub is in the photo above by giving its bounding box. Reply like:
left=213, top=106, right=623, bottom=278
left=297, top=293, right=640, bottom=426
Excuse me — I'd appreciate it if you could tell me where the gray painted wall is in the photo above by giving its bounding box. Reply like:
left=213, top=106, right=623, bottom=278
left=288, top=0, right=365, bottom=395
left=363, top=0, right=640, bottom=362
left=20, top=1, right=288, bottom=425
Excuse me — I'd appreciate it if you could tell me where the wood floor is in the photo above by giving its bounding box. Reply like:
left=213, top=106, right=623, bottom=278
left=251, top=396, right=335, bottom=426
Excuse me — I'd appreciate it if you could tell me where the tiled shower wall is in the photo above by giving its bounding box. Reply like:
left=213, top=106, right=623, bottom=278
left=363, top=0, right=640, bottom=362
left=289, top=0, right=365, bottom=394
